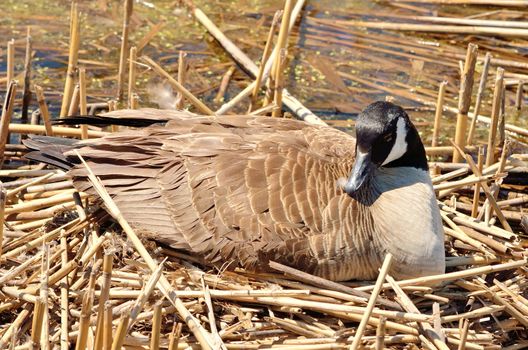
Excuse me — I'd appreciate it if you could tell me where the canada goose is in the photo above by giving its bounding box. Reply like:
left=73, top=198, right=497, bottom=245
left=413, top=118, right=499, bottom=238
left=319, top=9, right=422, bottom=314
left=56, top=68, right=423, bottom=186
left=25, top=101, right=445, bottom=281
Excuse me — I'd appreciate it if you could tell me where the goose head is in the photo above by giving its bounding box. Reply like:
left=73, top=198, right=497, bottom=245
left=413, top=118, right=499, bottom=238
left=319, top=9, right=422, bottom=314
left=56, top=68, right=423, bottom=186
left=345, top=101, right=428, bottom=199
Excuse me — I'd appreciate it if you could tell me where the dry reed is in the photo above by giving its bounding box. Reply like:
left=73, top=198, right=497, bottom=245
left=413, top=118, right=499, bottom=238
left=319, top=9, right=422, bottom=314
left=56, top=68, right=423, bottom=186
left=1, top=1, right=527, bottom=350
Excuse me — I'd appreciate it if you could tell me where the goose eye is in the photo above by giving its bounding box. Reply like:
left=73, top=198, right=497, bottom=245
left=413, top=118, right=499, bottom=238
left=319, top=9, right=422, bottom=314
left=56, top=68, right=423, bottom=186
left=383, top=133, right=393, bottom=143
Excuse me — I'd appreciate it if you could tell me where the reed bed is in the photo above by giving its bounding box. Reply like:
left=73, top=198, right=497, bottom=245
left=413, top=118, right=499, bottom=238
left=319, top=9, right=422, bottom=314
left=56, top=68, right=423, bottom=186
left=1, top=0, right=528, bottom=349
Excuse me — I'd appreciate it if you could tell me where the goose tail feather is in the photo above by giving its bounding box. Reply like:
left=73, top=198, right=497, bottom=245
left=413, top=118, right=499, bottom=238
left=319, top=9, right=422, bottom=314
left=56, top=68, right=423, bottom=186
left=23, top=136, right=78, bottom=171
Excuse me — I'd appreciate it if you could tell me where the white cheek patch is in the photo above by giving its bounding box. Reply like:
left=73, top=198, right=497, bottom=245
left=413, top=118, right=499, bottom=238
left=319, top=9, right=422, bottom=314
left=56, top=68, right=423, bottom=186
left=382, top=117, right=408, bottom=166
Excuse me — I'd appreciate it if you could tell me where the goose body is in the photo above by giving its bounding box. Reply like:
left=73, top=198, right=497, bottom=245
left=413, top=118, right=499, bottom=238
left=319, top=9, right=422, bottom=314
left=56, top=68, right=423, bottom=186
left=26, top=102, right=445, bottom=281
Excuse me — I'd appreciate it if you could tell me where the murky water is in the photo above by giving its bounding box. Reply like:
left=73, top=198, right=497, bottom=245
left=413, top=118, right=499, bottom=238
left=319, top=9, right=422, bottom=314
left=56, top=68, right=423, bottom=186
left=1, top=0, right=526, bottom=146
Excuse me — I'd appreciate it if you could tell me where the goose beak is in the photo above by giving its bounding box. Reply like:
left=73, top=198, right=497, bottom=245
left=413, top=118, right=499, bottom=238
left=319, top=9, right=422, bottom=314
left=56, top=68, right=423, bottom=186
left=345, top=151, right=375, bottom=197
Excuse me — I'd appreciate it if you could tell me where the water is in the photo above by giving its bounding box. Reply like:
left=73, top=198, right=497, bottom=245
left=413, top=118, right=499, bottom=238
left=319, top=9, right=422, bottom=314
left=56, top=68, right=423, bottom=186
left=1, top=0, right=526, bottom=145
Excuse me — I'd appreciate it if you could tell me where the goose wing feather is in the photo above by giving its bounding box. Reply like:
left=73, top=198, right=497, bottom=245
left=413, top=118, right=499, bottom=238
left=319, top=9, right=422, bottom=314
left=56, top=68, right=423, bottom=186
left=67, top=112, right=357, bottom=272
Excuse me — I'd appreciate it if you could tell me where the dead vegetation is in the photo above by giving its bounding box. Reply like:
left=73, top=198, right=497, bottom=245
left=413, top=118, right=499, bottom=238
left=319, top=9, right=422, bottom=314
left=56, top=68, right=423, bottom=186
left=0, top=0, right=527, bottom=349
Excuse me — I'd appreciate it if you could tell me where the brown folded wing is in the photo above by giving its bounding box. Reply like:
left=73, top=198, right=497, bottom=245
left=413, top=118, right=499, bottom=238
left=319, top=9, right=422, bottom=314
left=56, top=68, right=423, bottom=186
left=67, top=111, right=356, bottom=272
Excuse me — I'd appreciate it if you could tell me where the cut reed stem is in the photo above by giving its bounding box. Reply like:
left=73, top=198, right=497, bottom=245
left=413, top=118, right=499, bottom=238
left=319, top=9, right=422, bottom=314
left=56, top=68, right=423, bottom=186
left=127, top=46, right=137, bottom=108
left=175, top=50, right=187, bottom=110
left=249, top=10, right=281, bottom=112
left=60, top=2, right=80, bottom=118
left=375, top=317, right=386, bottom=350
left=60, top=236, right=69, bottom=350
left=168, top=323, right=183, bottom=350
left=431, top=81, right=447, bottom=147
left=150, top=302, right=162, bottom=350
left=453, top=43, right=478, bottom=162
left=515, top=80, right=524, bottom=110
left=467, top=52, right=491, bottom=145
left=486, top=67, right=505, bottom=167
left=21, top=27, right=32, bottom=128
left=471, top=147, right=484, bottom=218
left=94, top=252, right=114, bottom=350
left=78, top=68, right=88, bottom=139
left=34, top=85, right=53, bottom=136
left=0, top=81, right=18, bottom=167
left=117, top=0, right=133, bottom=104
left=349, top=253, right=393, bottom=350
left=6, top=39, right=15, bottom=86
left=0, top=186, right=5, bottom=258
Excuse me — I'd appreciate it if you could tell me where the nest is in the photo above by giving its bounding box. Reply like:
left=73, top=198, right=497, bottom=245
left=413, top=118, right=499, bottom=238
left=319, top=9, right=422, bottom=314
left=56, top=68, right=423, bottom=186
left=1, top=0, right=528, bottom=349
left=0, top=140, right=526, bottom=350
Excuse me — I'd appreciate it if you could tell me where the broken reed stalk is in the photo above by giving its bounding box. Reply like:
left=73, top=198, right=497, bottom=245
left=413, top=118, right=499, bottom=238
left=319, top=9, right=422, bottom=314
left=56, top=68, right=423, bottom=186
left=68, top=84, right=80, bottom=116
left=214, top=65, right=236, bottom=103
left=0, top=304, right=31, bottom=348
left=6, top=39, right=15, bottom=86
left=390, top=0, right=528, bottom=6
left=150, top=302, right=162, bottom=350
left=75, top=262, right=98, bottom=350
left=498, top=84, right=506, bottom=147
left=0, top=81, right=18, bottom=167
left=21, top=27, right=32, bottom=127
left=136, top=22, right=165, bottom=54
left=388, top=14, right=528, bottom=28
left=117, top=0, right=133, bottom=104
left=272, top=49, right=288, bottom=117
left=271, top=0, right=294, bottom=117
left=127, top=46, right=137, bottom=108
left=249, top=10, right=281, bottom=112
left=458, top=319, right=470, bottom=350
left=59, top=236, right=69, bottom=350
left=94, top=252, right=113, bottom=350
left=142, top=55, right=214, bottom=115
left=385, top=275, right=449, bottom=350
left=78, top=68, right=88, bottom=139
left=0, top=186, right=5, bottom=258
left=127, top=259, right=166, bottom=331
left=31, top=297, right=45, bottom=349
left=111, top=311, right=131, bottom=350
left=39, top=245, right=50, bottom=350
left=340, top=19, right=528, bottom=36
left=130, top=93, right=139, bottom=109
left=201, top=280, right=225, bottom=349
left=471, top=147, right=484, bottom=218
left=357, top=258, right=525, bottom=292
left=103, top=303, right=113, bottom=350
left=175, top=51, right=186, bottom=109
left=493, top=279, right=528, bottom=315
left=481, top=141, right=510, bottom=223
left=375, top=317, right=386, bottom=350
left=74, top=151, right=215, bottom=350
left=8, top=123, right=106, bottom=138
left=168, top=323, right=183, bottom=350
left=451, top=141, right=513, bottom=232
left=478, top=282, right=528, bottom=328
left=515, top=80, right=524, bottom=110
left=431, top=80, right=447, bottom=147
left=486, top=67, right=504, bottom=167
left=269, top=261, right=398, bottom=309
left=349, top=253, right=393, bottom=350
left=453, top=43, right=478, bottom=162
left=34, top=85, right=53, bottom=136
left=467, top=52, right=491, bottom=145
left=60, top=2, right=80, bottom=118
